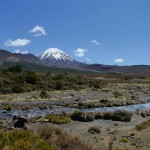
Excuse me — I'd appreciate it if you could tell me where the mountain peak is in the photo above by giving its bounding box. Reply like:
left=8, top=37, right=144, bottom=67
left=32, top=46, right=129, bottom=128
left=44, top=48, right=64, bottom=54
left=38, top=48, right=74, bottom=64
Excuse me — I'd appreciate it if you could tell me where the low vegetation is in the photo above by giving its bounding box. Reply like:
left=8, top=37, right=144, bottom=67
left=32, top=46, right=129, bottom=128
left=0, top=65, right=149, bottom=95
left=103, top=110, right=131, bottom=122
left=44, top=114, right=71, bottom=124
left=70, top=110, right=132, bottom=122
left=0, top=67, right=108, bottom=94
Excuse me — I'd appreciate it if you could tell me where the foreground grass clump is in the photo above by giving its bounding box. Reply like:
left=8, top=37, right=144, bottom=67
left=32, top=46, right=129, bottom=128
left=136, top=119, right=150, bottom=131
left=37, top=125, right=95, bottom=150
left=0, top=129, right=54, bottom=150
left=44, top=114, right=71, bottom=124
left=120, top=137, right=128, bottom=143
left=70, top=111, right=94, bottom=122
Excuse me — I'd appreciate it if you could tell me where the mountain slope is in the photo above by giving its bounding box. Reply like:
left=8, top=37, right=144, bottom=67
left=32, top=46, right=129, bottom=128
left=0, top=49, right=42, bottom=65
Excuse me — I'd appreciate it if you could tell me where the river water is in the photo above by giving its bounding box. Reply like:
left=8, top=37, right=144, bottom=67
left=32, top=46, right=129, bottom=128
left=0, top=102, right=150, bottom=119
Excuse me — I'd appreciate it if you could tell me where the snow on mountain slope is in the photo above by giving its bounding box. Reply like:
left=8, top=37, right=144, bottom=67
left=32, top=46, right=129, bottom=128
left=38, top=48, right=74, bottom=64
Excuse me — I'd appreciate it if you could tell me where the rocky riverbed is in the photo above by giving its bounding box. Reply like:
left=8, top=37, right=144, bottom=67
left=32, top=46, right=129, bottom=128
left=0, top=85, right=150, bottom=150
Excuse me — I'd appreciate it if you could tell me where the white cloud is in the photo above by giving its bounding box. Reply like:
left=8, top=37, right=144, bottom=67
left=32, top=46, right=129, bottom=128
left=114, top=58, right=124, bottom=63
left=91, top=40, right=101, bottom=45
left=4, top=39, right=31, bottom=47
left=30, top=25, right=47, bottom=36
left=74, top=48, right=87, bottom=57
left=15, top=49, right=29, bottom=54
left=85, top=58, right=91, bottom=61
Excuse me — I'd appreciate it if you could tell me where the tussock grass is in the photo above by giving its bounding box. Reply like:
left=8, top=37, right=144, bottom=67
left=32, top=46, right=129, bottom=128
left=44, top=114, right=71, bottom=124
left=136, top=119, right=150, bottom=131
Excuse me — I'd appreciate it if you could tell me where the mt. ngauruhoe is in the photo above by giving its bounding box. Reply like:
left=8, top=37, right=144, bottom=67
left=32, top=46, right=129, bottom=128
left=38, top=48, right=74, bottom=63
left=38, top=48, right=80, bottom=67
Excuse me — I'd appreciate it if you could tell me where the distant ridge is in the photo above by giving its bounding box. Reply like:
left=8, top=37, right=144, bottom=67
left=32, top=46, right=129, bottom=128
left=1, top=49, right=150, bottom=75
left=0, top=49, right=42, bottom=65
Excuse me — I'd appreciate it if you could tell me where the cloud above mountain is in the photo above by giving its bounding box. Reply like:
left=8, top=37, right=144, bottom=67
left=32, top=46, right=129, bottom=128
left=4, top=39, right=31, bottom=47
left=74, top=48, right=87, bottom=57
left=30, top=25, right=47, bottom=37
left=91, top=40, right=101, bottom=45
left=114, top=58, right=124, bottom=63
left=14, top=49, right=29, bottom=54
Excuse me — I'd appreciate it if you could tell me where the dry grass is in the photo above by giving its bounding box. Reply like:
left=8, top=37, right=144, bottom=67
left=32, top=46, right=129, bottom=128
left=37, top=125, right=95, bottom=150
left=136, top=119, right=150, bottom=131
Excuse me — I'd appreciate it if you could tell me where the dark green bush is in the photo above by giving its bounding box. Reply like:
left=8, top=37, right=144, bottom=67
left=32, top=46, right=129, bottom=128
left=112, top=110, right=131, bottom=122
left=8, top=65, right=22, bottom=73
left=70, top=111, right=94, bottom=122
left=94, top=112, right=103, bottom=119
left=25, top=72, right=39, bottom=84
left=88, top=126, right=100, bottom=134
left=12, top=85, right=24, bottom=93
left=40, top=90, right=49, bottom=98
left=55, top=82, right=63, bottom=90
left=103, top=112, right=113, bottom=120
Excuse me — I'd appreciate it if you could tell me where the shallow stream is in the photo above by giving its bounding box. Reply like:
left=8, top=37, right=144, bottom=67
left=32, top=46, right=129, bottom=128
left=0, top=102, right=150, bottom=119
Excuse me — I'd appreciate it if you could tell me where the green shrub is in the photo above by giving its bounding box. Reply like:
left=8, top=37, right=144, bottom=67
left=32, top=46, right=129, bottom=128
left=0, top=129, right=55, bottom=150
left=120, top=137, right=128, bottom=143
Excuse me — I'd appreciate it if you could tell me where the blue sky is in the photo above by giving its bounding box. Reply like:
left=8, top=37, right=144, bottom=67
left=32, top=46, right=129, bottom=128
left=0, top=0, right=150, bottom=65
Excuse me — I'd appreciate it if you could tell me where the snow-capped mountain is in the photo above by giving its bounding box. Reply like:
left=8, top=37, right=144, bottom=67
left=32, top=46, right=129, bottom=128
left=38, top=48, right=75, bottom=65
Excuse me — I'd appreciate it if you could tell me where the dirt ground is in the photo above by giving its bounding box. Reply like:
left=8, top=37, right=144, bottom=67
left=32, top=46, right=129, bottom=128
left=29, top=114, right=150, bottom=150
